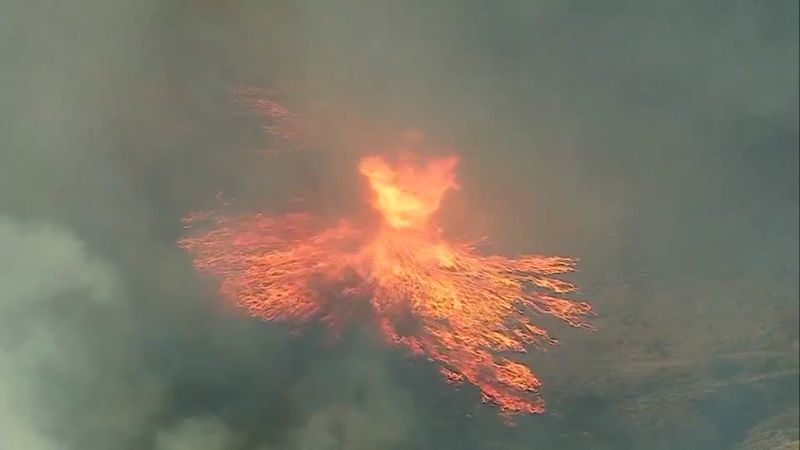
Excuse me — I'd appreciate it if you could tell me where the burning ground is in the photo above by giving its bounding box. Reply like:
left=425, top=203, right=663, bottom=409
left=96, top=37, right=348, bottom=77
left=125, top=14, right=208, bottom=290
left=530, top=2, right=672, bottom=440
left=179, top=120, right=592, bottom=415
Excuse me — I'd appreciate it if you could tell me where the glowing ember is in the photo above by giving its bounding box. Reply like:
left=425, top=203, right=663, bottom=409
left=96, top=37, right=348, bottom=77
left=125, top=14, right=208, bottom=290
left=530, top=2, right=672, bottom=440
left=180, top=153, right=592, bottom=415
left=232, top=87, right=306, bottom=149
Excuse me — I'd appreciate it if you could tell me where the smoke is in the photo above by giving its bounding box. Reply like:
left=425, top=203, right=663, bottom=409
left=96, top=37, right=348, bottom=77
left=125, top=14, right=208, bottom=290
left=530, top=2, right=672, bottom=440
left=0, top=217, right=162, bottom=449
left=156, top=417, right=242, bottom=450
left=1, top=1, right=797, bottom=449
left=286, top=351, right=415, bottom=450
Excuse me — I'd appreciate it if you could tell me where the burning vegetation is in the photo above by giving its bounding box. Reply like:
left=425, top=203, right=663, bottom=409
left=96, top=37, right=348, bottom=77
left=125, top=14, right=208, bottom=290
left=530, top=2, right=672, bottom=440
left=179, top=93, right=592, bottom=416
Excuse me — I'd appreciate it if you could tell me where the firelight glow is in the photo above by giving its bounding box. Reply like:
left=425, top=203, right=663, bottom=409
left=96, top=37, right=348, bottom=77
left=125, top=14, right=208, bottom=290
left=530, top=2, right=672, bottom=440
left=179, top=108, right=592, bottom=415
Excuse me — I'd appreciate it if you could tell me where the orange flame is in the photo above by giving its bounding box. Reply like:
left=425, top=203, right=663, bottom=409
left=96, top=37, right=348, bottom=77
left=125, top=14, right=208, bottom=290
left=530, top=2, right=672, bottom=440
left=180, top=153, right=592, bottom=416
left=359, top=154, right=458, bottom=230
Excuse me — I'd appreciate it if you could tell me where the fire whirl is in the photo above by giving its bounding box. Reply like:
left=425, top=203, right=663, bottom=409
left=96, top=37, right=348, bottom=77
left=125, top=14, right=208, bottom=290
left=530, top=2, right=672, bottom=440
left=180, top=146, right=592, bottom=416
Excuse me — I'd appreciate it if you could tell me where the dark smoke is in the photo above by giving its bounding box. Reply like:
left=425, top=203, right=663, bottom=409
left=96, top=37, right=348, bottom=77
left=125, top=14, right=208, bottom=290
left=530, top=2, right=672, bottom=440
left=1, top=1, right=797, bottom=449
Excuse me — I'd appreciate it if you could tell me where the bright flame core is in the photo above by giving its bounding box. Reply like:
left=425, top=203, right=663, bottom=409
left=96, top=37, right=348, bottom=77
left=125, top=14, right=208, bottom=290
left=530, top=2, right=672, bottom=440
left=359, top=154, right=458, bottom=230
left=180, top=153, right=592, bottom=416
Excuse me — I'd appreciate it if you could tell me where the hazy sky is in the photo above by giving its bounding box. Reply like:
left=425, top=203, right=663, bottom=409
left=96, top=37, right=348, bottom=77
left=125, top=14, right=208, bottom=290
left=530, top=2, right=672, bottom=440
left=1, top=1, right=797, bottom=449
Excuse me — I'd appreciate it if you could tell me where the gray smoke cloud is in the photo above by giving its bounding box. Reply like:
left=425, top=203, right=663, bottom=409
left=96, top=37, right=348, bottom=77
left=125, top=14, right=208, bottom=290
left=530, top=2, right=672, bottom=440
left=0, top=217, right=162, bottom=448
left=1, top=1, right=797, bottom=449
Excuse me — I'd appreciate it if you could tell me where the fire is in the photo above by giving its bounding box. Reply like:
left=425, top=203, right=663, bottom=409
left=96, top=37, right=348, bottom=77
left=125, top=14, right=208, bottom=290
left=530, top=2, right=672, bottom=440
left=359, top=154, right=458, bottom=230
left=180, top=151, right=592, bottom=416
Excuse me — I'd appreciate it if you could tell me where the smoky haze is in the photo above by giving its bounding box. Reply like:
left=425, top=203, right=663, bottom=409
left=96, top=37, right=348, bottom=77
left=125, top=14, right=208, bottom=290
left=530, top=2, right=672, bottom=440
left=1, top=1, right=797, bottom=449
